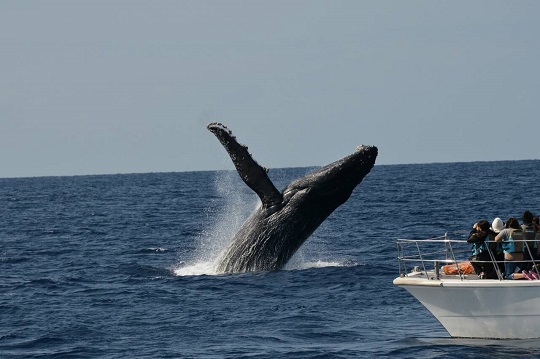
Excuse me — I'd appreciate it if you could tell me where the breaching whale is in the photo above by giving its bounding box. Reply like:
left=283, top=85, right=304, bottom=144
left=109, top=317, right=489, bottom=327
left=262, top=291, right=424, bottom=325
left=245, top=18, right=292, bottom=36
left=208, top=122, right=378, bottom=273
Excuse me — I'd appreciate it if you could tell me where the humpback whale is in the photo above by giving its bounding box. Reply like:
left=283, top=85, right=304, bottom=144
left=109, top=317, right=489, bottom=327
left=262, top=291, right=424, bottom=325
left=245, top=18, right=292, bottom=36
left=208, top=122, right=378, bottom=273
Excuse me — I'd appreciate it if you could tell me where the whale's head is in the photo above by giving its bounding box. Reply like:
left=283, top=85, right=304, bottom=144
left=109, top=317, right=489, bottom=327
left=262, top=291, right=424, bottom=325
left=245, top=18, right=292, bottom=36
left=281, top=145, right=378, bottom=211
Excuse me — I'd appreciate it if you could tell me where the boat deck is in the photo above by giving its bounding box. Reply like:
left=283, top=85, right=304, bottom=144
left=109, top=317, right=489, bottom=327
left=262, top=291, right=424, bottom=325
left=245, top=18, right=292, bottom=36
left=394, top=235, right=540, bottom=339
left=396, top=234, right=539, bottom=281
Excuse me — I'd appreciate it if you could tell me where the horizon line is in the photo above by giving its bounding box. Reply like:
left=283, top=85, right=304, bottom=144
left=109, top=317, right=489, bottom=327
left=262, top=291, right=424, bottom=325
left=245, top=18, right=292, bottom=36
left=1, top=158, right=538, bottom=180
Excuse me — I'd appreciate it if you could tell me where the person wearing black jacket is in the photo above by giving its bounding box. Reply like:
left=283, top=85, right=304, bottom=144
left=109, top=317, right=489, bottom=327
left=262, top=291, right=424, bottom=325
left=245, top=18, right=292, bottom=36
left=467, top=220, right=497, bottom=279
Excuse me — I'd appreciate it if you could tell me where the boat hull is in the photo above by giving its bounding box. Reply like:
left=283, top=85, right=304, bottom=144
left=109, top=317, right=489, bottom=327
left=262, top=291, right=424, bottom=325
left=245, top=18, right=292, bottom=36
left=394, top=276, right=540, bottom=339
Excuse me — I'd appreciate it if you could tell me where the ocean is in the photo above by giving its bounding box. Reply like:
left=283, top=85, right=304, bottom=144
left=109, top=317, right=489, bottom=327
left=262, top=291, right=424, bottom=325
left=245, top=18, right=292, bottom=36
left=1, top=160, right=540, bottom=358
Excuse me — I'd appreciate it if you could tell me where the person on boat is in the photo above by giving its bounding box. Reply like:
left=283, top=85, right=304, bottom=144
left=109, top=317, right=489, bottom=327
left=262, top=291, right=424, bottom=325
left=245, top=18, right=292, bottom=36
left=534, top=215, right=540, bottom=249
left=533, top=216, right=540, bottom=233
left=495, top=217, right=531, bottom=280
left=534, top=216, right=540, bottom=232
left=521, top=210, right=538, bottom=272
left=490, top=217, right=505, bottom=275
left=467, top=220, right=496, bottom=279
left=533, top=216, right=540, bottom=273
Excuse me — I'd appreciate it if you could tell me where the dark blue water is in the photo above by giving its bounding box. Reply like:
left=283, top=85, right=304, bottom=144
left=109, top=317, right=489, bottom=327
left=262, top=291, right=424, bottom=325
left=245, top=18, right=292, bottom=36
left=2, top=160, right=540, bottom=358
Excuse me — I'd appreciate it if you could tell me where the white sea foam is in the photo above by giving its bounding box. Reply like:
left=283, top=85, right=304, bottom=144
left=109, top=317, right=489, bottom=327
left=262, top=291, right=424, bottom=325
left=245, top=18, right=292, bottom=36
left=146, top=247, right=166, bottom=252
left=174, top=261, right=217, bottom=276
left=288, top=260, right=347, bottom=270
left=286, top=249, right=357, bottom=270
left=174, top=258, right=354, bottom=277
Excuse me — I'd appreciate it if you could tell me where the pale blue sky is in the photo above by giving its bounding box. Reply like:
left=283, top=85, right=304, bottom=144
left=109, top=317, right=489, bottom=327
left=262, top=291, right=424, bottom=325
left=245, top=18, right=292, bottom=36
left=1, top=1, right=539, bottom=178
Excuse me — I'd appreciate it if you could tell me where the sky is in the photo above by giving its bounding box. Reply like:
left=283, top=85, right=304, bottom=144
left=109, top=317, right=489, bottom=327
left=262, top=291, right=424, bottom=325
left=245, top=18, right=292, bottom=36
left=1, top=1, right=539, bottom=178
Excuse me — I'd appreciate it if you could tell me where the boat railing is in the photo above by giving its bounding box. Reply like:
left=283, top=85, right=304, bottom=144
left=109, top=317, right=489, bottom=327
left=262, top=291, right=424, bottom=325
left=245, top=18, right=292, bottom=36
left=396, top=234, right=540, bottom=281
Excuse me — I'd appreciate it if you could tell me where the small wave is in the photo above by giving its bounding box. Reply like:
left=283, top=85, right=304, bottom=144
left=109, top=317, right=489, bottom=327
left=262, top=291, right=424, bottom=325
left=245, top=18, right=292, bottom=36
left=140, top=247, right=168, bottom=253
left=119, top=263, right=173, bottom=278
left=1, top=256, right=30, bottom=264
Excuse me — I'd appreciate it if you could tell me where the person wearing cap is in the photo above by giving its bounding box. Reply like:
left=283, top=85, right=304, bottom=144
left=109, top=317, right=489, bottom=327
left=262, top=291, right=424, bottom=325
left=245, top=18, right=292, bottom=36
left=490, top=217, right=505, bottom=276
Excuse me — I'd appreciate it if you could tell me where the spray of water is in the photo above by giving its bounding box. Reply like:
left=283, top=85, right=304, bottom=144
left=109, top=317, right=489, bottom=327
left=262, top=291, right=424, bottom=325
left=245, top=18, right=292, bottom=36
left=174, top=171, right=256, bottom=276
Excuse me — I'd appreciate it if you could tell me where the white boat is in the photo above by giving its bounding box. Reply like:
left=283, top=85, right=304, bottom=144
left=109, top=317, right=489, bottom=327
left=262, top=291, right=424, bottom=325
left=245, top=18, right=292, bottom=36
left=393, top=235, right=540, bottom=339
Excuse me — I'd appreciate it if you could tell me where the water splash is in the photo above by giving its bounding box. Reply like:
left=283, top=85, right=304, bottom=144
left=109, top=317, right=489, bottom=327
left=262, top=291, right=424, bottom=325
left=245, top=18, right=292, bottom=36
left=174, top=171, right=256, bottom=276
left=173, top=260, right=217, bottom=276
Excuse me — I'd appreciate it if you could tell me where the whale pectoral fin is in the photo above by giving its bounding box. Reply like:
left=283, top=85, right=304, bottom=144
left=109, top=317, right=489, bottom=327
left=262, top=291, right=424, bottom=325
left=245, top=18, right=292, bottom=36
left=208, top=122, right=283, bottom=207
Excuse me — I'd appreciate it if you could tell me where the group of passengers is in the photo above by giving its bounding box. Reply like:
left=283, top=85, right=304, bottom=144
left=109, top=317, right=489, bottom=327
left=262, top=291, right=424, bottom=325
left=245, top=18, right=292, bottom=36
left=467, top=210, right=540, bottom=280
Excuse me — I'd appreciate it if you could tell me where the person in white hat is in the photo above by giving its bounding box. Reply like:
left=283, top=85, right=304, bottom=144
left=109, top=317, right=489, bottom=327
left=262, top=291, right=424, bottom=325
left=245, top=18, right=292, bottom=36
left=490, top=217, right=505, bottom=274
left=491, top=217, right=504, bottom=234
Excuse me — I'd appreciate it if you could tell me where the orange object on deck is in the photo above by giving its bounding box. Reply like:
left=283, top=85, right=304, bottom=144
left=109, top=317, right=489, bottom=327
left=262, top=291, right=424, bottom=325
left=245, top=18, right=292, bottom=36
left=443, top=262, right=474, bottom=275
